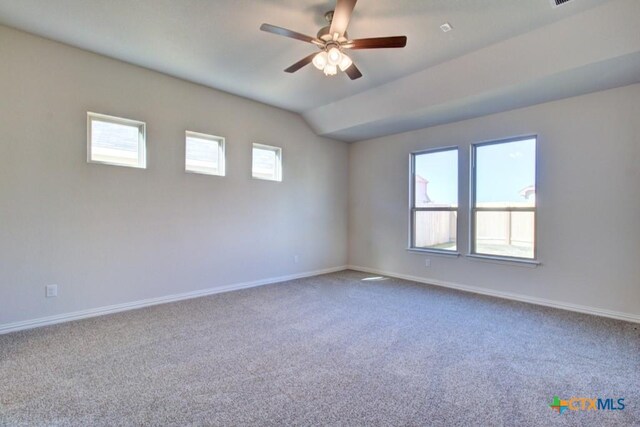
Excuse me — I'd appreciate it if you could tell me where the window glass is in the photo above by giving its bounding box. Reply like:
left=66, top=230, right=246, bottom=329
left=472, top=137, right=536, bottom=259
left=411, top=148, right=458, bottom=252
left=185, top=132, right=224, bottom=176
left=88, top=113, right=145, bottom=168
left=475, top=139, right=536, bottom=208
left=414, top=149, right=458, bottom=208
left=252, top=144, right=282, bottom=181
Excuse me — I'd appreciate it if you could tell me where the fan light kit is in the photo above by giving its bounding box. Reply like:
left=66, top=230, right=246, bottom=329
left=312, top=46, right=353, bottom=76
left=260, top=0, right=407, bottom=80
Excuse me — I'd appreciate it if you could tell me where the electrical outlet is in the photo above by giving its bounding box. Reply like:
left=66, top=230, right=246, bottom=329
left=425, top=258, right=431, bottom=268
left=45, top=284, right=58, bottom=298
left=293, top=255, right=299, bottom=263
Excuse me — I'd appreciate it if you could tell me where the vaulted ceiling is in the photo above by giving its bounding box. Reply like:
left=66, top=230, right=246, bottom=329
left=1, top=0, right=638, bottom=142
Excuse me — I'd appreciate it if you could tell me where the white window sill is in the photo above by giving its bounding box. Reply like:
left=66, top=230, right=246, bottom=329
left=465, top=254, right=540, bottom=268
left=406, top=248, right=461, bottom=257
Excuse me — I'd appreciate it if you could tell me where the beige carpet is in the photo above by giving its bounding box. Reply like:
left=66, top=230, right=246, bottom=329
left=1, top=270, right=638, bottom=426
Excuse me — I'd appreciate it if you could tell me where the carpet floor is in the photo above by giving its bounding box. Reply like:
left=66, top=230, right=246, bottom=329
left=1, top=270, right=639, bottom=426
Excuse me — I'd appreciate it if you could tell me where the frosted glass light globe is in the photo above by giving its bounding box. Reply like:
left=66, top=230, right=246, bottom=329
left=338, top=54, right=353, bottom=71
left=327, top=47, right=342, bottom=66
left=312, top=51, right=328, bottom=70
left=323, top=64, right=337, bottom=76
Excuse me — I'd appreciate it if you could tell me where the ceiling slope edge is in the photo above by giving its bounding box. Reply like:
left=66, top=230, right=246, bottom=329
left=302, top=0, right=640, bottom=142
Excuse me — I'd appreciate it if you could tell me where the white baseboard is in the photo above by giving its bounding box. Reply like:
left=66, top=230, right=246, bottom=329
left=347, top=265, right=640, bottom=324
left=5, top=264, right=637, bottom=334
left=0, top=266, right=348, bottom=335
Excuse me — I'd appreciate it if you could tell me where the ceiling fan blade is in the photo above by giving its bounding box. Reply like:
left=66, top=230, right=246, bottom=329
left=284, top=53, right=317, bottom=73
left=344, top=36, right=407, bottom=49
left=260, top=23, right=323, bottom=46
left=344, top=63, right=363, bottom=80
left=329, top=0, right=357, bottom=38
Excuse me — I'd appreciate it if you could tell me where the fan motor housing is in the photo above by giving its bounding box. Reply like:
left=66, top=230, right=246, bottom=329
left=318, top=11, right=348, bottom=43
left=317, top=25, right=348, bottom=43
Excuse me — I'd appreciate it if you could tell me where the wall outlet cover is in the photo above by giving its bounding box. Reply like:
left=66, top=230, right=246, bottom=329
left=45, top=284, right=58, bottom=298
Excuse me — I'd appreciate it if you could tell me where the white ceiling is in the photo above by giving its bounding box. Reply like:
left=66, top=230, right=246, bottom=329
left=1, top=0, right=638, bottom=141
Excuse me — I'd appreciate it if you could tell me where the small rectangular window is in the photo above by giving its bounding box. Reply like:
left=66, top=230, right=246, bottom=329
left=252, top=143, right=282, bottom=182
left=87, top=112, right=146, bottom=168
left=410, top=147, right=458, bottom=252
left=185, top=131, right=225, bottom=176
left=471, top=136, right=537, bottom=260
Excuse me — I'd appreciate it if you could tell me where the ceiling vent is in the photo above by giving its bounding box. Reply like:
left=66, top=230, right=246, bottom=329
left=551, top=0, right=573, bottom=7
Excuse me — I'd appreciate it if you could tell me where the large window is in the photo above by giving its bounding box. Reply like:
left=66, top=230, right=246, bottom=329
left=471, top=136, right=537, bottom=260
left=185, top=131, right=225, bottom=176
left=410, top=147, right=458, bottom=252
left=87, top=112, right=146, bottom=168
left=252, top=143, right=282, bottom=182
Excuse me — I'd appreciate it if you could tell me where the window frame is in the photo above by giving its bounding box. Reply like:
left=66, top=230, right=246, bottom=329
left=184, top=130, right=226, bottom=177
left=252, top=143, right=282, bottom=182
left=408, top=146, right=460, bottom=255
left=87, top=112, right=146, bottom=169
left=469, top=135, right=539, bottom=263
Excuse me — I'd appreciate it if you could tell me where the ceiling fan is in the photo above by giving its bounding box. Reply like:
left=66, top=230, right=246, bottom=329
left=260, top=0, right=407, bottom=80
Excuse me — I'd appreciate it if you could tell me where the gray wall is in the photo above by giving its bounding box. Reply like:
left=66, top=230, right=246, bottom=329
left=348, top=84, right=640, bottom=317
left=0, top=26, right=348, bottom=326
